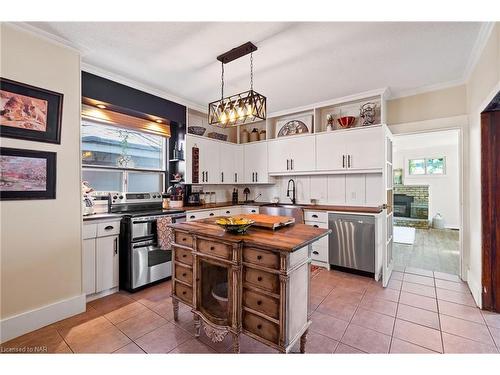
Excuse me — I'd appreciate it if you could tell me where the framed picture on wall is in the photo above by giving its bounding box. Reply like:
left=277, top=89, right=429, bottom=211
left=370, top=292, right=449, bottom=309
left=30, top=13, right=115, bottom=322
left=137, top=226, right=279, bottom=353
left=0, top=147, right=57, bottom=200
left=0, top=77, right=63, bottom=144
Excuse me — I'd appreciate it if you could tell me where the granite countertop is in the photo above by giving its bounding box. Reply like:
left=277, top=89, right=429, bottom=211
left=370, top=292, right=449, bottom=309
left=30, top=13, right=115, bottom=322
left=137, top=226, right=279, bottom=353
left=170, top=217, right=331, bottom=253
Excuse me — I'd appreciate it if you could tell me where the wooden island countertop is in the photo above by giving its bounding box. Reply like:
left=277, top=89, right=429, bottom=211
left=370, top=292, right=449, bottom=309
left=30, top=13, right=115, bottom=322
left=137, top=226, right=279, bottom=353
left=169, top=217, right=331, bottom=253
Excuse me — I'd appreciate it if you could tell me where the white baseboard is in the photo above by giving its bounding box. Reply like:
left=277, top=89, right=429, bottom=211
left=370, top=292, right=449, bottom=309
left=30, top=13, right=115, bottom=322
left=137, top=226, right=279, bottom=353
left=467, top=269, right=482, bottom=309
left=0, top=294, right=86, bottom=344
left=86, top=287, right=118, bottom=302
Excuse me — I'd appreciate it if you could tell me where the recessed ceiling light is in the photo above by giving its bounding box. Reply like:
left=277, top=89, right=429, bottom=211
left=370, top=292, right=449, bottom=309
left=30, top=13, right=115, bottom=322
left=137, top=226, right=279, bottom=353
left=96, top=104, right=106, bottom=109
left=155, top=119, right=163, bottom=123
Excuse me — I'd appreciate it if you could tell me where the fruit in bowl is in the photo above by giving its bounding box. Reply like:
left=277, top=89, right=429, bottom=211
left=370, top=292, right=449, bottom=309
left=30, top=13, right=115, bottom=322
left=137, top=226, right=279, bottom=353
left=337, top=116, right=356, bottom=128
left=215, top=217, right=255, bottom=234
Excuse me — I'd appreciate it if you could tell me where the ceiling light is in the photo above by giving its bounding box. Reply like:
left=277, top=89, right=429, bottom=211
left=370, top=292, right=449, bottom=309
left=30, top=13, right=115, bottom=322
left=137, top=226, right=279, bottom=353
left=96, top=104, right=106, bottom=109
left=208, top=42, right=266, bottom=128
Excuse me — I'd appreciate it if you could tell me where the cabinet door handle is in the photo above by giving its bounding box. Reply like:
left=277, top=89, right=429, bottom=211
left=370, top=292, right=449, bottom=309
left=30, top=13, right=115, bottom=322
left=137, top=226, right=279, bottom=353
left=104, top=225, right=114, bottom=230
left=313, top=251, right=319, bottom=255
left=286, top=159, right=289, bottom=170
left=252, top=172, right=255, bottom=182
left=114, top=238, right=118, bottom=255
left=255, top=172, right=258, bottom=182
left=348, top=155, right=351, bottom=168
left=235, top=173, right=237, bottom=183
left=206, top=171, right=208, bottom=181
left=291, top=159, right=294, bottom=170
left=343, top=155, right=345, bottom=168
left=221, top=172, right=224, bottom=183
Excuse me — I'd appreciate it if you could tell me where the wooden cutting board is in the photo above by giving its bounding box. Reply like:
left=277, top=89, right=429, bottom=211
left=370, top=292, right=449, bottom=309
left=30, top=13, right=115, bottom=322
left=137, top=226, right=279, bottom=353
left=238, top=214, right=295, bottom=230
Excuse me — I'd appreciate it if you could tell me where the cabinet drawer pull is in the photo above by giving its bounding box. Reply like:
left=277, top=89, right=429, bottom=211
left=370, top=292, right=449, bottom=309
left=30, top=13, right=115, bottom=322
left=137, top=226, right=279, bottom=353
left=313, top=251, right=319, bottom=255
left=182, top=273, right=187, bottom=277
left=251, top=210, right=256, bottom=213
left=105, top=225, right=114, bottom=230
left=182, top=237, right=187, bottom=241
left=182, top=291, right=186, bottom=295
left=257, top=300, right=262, bottom=306
left=257, top=276, right=262, bottom=282
left=210, top=246, right=215, bottom=251
left=313, top=225, right=319, bottom=228
left=226, top=211, right=230, bottom=214
left=256, top=255, right=262, bottom=260
left=182, top=254, right=187, bottom=258
left=190, top=215, right=195, bottom=219
left=257, top=324, right=262, bottom=330
left=312, top=214, right=318, bottom=218
left=209, top=213, right=214, bottom=216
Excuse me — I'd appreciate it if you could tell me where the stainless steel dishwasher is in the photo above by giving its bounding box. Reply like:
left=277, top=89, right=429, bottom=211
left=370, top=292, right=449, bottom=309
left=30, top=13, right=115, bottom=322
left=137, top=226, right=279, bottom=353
left=328, top=213, right=375, bottom=274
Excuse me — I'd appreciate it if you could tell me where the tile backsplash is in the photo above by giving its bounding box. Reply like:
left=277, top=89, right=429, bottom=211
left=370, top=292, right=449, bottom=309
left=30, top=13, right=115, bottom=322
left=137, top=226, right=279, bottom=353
left=195, top=172, right=383, bottom=207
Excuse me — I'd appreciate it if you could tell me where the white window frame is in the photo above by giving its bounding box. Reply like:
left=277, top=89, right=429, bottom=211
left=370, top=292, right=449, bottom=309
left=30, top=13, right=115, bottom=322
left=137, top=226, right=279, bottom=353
left=407, top=156, right=446, bottom=176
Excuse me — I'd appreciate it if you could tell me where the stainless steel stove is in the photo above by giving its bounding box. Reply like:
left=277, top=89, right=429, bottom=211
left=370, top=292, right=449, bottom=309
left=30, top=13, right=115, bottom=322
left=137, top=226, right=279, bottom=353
left=111, top=192, right=186, bottom=292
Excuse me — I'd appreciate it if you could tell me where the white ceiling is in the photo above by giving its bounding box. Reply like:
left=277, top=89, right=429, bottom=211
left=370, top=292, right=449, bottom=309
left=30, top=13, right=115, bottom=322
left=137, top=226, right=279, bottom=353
left=26, top=22, right=483, bottom=112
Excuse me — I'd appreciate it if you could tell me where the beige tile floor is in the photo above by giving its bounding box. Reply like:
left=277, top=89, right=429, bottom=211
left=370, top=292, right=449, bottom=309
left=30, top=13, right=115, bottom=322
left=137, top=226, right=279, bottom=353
left=394, top=228, right=460, bottom=275
left=2, top=267, right=499, bottom=354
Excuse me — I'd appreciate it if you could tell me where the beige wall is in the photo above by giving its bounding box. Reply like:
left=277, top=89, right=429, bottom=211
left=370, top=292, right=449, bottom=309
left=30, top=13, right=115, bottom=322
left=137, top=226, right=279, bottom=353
left=387, top=85, right=467, bottom=125
left=0, top=25, right=82, bottom=318
left=465, top=22, right=500, bottom=306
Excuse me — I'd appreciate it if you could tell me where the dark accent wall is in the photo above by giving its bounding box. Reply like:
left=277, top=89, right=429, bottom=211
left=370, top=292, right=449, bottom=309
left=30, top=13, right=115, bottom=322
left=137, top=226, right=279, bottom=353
left=81, top=71, right=186, bottom=125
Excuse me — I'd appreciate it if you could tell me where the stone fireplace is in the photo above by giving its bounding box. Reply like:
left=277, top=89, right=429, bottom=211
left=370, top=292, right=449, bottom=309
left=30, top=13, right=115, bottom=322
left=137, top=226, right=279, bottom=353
left=393, top=185, right=429, bottom=228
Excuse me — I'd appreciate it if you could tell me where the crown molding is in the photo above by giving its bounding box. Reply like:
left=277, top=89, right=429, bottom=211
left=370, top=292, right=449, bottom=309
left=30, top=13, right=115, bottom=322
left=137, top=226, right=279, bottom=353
left=463, top=22, right=496, bottom=81
left=388, top=79, right=466, bottom=100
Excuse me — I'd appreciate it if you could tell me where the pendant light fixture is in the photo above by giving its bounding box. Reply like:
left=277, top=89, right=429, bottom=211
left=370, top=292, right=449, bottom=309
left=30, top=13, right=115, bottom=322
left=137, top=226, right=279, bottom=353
left=208, top=42, right=266, bottom=127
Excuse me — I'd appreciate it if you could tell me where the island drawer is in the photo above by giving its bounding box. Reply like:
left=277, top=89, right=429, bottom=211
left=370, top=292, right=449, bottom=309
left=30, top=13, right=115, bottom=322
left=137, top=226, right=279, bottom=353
left=243, top=289, right=279, bottom=320
left=175, top=231, right=193, bottom=248
left=244, top=267, right=279, bottom=294
left=197, top=239, right=232, bottom=260
left=175, top=283, right=193, bottom=305
left=243, top=311, right=279, bottom=344
left=174, top=263, right=193, bottom=285
left=174, top=246, right=193, bottom=266
left=243, top=247, right=280, bottom=270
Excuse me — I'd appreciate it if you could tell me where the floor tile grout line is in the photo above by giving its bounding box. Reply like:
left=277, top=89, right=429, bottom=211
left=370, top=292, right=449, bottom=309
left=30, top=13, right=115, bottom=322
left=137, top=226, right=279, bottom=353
left=433, top=273, right=446, bottom=353
left=388, top=276, right=403, bottom=353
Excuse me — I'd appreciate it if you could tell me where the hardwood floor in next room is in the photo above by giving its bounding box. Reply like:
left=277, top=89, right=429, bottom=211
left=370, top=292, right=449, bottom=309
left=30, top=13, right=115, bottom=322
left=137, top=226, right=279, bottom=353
left=1, top=267, right=499, bottom=354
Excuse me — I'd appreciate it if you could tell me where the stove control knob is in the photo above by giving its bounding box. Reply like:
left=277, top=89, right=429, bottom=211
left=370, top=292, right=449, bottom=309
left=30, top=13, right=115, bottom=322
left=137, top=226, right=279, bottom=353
left=113, top=195, right=118, bottom=200
left=119, top=195, right=123, bottom=199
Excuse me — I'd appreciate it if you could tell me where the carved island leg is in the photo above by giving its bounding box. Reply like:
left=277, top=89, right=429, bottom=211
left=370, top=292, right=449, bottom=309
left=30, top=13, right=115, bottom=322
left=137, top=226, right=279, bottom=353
left=300, top=329, right=308, bottom=353
left=194, top=314, right=201, bottom=337
left=232, top=332, right=240, bottom=354
left=172, top=298, right=179, bottom=321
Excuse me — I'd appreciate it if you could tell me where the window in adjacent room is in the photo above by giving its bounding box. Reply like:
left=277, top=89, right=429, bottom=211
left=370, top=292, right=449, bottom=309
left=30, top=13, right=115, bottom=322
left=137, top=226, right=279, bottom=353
left=408, top=157, right=446, bottom=176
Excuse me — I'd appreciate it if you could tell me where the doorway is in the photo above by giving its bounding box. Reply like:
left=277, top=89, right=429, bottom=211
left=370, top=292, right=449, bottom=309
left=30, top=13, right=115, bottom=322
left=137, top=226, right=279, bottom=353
left=481, top=91, right=500, bottom=312
left=392, top=129, right=461, bottom=276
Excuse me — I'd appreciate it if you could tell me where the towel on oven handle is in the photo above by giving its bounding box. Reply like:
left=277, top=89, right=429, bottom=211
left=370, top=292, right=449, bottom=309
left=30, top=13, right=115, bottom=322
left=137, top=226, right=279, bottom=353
left=157, top=216, right=174, bottom=250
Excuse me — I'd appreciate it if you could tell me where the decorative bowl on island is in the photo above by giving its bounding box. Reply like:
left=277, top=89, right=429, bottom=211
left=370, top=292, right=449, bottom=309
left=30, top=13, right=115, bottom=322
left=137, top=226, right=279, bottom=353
left=337, top=116, right=356, bottom=128
left=215, top=217, right=255, bottom=234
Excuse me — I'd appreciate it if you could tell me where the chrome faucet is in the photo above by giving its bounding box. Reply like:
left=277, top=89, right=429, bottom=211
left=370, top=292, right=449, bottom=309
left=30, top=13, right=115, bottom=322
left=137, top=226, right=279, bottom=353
left=287, top=179, right=296, bottom=205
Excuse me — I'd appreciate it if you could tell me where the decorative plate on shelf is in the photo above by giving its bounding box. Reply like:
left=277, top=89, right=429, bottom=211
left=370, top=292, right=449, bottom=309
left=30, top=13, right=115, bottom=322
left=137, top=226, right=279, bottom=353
left=276, top=115, right=312, bottom=137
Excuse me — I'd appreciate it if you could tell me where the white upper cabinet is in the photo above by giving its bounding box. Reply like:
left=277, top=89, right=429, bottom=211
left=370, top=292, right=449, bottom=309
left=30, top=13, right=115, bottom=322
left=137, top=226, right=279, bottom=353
left=219, top=142, right=244, bottom=184
left=185, top=135, right=220, bottom=184
left=243, top=142, right=269, bottom=183
left=316, top=126, right=384, bottom=172
left=268, top=135, right=315, bottom=174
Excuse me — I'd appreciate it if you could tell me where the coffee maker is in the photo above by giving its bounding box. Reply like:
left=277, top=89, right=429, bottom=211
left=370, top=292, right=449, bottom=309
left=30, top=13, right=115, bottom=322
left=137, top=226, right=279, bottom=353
left=185, top=185, right=202, bottom=206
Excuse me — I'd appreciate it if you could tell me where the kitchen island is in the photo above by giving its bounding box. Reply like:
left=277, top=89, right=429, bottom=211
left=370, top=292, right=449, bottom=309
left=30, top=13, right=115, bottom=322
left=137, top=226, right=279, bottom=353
left=169, top=217, right=330, bottom=353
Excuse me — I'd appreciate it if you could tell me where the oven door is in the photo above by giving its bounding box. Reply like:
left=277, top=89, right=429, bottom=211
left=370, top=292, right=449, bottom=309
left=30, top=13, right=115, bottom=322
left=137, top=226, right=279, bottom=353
left=131, top=240, right=172, bottom=289
left=131, top=217, right=156, bottom=240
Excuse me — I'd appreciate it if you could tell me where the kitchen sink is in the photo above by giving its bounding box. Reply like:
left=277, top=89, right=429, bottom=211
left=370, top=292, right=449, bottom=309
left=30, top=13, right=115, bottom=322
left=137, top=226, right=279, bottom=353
left=259, top=203, right=304, bottom=224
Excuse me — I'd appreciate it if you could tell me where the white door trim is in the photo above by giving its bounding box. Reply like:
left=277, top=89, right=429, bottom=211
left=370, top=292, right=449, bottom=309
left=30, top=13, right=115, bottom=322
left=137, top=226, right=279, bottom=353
left=388, top=117, right=466, bottom=280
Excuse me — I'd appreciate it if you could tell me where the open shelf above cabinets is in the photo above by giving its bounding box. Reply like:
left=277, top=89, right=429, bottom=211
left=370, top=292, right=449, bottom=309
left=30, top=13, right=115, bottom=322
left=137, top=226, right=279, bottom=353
left=186, top=108, right=237, bottom=144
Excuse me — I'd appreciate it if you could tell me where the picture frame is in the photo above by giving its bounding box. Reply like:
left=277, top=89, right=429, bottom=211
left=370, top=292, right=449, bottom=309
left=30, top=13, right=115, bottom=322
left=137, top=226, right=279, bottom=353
left=0, top=147, right=57, bottom=200
left=0, top=77, right=63, bottom=144
left=275, top=114, right=313, bottom=138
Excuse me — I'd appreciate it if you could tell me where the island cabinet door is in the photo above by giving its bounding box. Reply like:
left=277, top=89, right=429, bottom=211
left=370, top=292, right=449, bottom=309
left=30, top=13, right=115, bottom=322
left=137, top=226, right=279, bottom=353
left=195, top=256, right=234, bottom=328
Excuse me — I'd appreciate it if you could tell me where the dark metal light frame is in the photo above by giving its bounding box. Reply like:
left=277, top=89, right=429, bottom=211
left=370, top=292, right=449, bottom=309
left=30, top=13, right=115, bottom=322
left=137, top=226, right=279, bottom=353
left=208, top=42, right=266, bottom=127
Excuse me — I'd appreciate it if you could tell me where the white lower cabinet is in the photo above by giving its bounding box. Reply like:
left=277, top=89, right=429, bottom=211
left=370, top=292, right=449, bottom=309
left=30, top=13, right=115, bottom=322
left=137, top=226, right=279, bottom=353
left=186, top=205, right=259, bottom=222
left=82, top=219, right=120, bottom=298
left=82, top=239, right=96, bottom=295
left=96, top=235, right=119, bottom=293
left=305, top=210, right=330, bottom=268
